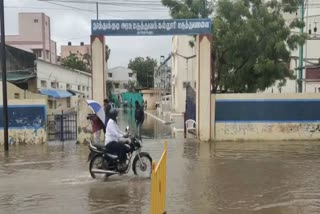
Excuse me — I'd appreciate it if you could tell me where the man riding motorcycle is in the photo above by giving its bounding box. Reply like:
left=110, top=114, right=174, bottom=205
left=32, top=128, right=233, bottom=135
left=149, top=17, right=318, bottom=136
left=104, top=108, right=130, bottom=164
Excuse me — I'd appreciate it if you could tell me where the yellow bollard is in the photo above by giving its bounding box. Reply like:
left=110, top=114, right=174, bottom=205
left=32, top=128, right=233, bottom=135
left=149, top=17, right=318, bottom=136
left=151, top=141, right=167, bottom=214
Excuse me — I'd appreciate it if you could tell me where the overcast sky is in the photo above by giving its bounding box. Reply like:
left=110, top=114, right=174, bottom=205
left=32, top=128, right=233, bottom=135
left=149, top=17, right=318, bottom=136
left=5, top=0, right=172, bottom=68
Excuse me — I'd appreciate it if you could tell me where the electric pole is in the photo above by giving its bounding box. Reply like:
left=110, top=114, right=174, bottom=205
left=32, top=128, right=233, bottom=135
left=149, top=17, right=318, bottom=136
left=0, top=0, right=8, bottom=152
left=298, top=1, right=305, bottom=93
left=96, top=2, right=99, bottom=20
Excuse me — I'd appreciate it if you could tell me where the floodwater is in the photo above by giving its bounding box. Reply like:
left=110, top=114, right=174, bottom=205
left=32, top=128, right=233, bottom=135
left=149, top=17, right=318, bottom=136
left=118, top=108, right=172, bottom=139
left=1, top=111, right=320, bottom=213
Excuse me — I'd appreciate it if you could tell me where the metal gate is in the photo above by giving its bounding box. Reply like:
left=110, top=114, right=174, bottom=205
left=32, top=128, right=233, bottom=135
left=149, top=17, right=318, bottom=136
left=47, top=111, right=77, bottom=141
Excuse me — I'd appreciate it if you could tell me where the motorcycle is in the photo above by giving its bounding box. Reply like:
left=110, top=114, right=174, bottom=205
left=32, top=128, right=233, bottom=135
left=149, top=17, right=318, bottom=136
left=88, top=126, right=152, bottom=179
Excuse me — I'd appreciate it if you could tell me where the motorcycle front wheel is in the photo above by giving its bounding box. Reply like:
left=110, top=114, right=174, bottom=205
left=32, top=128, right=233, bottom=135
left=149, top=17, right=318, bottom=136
left=132, top=152, right=152, bottom=178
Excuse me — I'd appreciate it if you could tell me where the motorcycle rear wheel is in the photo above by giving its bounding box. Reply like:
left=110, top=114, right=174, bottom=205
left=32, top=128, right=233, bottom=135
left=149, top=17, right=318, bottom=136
left=89, top=154, right=111, bottom=179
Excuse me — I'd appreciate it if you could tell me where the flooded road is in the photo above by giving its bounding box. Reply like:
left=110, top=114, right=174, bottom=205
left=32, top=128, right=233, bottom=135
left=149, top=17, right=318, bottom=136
left=118, top=108, right=172, bottom=139
left=1, top=112, right=320, bottom=213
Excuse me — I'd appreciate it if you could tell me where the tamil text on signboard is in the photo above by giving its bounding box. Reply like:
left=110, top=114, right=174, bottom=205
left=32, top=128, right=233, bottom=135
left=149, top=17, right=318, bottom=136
left=91, top=19, right=212, bottom=36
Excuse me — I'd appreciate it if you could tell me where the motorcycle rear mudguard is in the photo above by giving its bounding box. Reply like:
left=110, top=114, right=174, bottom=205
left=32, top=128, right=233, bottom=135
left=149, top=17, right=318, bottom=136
left=88, top=151, right=95, bottom=162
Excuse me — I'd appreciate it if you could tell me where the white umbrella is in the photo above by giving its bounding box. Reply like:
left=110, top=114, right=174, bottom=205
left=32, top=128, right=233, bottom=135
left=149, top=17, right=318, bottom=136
left=86, top=100, right=106, bottom=125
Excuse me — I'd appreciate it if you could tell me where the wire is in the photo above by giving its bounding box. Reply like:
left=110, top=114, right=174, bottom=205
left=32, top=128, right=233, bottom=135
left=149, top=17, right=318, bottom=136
left=38, top=0, right=167, bottom=10
left=44, top=1, right=96, bottom=13
left=41, top=0, right=164, bottom=5
left=55, top=35, right=90, bottom=42
left=5, top=6, right=168, bottom=12
left=39, top=1, right=167, bottom=18
left=44, top=1, right=126, bottom=18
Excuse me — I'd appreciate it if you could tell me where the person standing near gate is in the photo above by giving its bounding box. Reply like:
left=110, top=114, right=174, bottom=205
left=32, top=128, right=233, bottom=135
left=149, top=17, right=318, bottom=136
left=135, top=101, right=144, bottom=138
left=87, top=114, right=104, bottom=144
left=103, top=99, right=112, bottom=132
left=144, top=100, right=147, bottom=110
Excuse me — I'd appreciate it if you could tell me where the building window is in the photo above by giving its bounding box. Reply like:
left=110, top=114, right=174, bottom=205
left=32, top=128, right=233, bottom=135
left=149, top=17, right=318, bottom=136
left=87, top=95, right=89, bottom=98
left=78, top=85, right=81, bottom=91
left=108, top=73, right=112, bottom=78
left=83, top=95, right=85, bottom=98
left=82, top=86, right=85, bottom=91
left=48, top=100, right=53, bottom=109
left=34, top=19, right=38, bottom=23
left=33, top=49, right=42, bottom=58
left=49, top=100, right=56, bottom=109
left=51, top=82, right=57, bottom=88
left=183, top=81, right=190, bottom=88
left=129, top=73, right=133, bottom=78
left=114, top=83, right=120, bottom=88
left=67, top=98, right=71, bottom=108
left=41, top=80, right=47, bottom=88
left=14, top=93, right=20, bottom=99
left=87, top=87, right=89, bottom=91
left=66, top=84, right=71, bottom=89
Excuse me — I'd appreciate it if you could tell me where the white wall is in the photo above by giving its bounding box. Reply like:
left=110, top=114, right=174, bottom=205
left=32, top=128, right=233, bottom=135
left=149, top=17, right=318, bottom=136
left=0, top=81, right=48, bottom=102
left=107, top=66, right=136, bottom=82
left=141, top=89, right=160, bottom=110
left=266, top=79, right=320, bottom=94
left=37, top=59, right=92, bottom=97
left=260, top=78, right=298, bottom=94
left=154, top=62, right=171, bottom=93
left=107, top=66, right=137, bottom=93
left=171, top=35, right=196, bottom=113
left=36, top=59, right=92, bottom=112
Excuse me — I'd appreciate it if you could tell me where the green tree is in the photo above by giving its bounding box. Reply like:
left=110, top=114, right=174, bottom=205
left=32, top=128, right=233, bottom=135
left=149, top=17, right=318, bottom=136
left=61, top=52, right=91, bottom=72
left=162, top=0, right=213, bottom=46
left=128, top=57, right=157, bottom=88
left=162, top=0, right=213, bottom=18
left=123, top=80, right=136, bottom=92
left=213, top=0, right=306, bottom=92
left=105, top=45, right=111, bottom=62
left=163, top=0, right=306, bottom=93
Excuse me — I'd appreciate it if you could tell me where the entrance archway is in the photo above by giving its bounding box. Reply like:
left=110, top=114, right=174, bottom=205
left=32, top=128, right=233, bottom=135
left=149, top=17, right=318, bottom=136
left=90, top=18, right=212, bottom=141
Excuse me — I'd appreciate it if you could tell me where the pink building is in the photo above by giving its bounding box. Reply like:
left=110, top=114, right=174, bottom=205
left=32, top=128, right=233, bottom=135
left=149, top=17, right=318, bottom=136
left=60, top=42, right=91, bottom=59
left=6, top=13, right=57, bottom=64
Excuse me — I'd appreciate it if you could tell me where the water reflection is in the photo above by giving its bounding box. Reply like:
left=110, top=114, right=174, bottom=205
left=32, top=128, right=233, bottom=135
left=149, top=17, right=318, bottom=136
left=88, top=178, right=149, bottom=213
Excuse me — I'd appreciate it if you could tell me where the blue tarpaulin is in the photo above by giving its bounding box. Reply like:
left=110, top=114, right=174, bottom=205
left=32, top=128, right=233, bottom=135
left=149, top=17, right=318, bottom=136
left=39, top=89, right=74, bottom=99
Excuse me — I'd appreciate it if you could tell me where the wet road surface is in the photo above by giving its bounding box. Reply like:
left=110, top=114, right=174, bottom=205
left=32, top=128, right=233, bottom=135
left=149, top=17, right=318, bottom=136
left=1, top=111, right=320, bottom=213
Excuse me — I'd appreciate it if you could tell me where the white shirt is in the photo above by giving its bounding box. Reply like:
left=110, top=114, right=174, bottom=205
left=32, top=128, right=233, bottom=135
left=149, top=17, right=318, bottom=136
left=104, top=119, right=125, bottom=145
